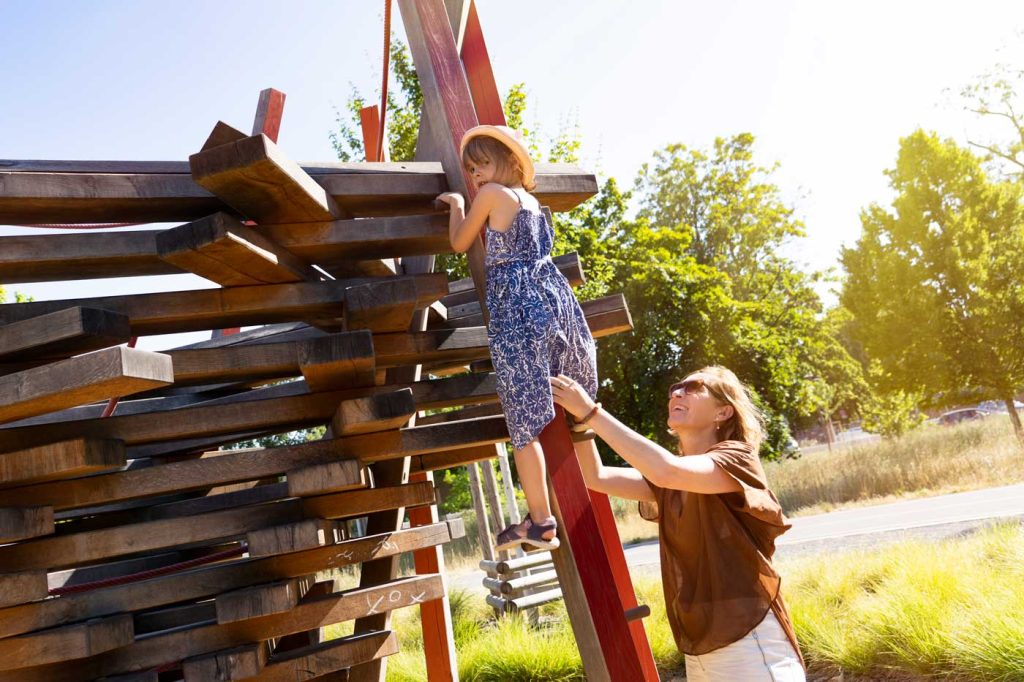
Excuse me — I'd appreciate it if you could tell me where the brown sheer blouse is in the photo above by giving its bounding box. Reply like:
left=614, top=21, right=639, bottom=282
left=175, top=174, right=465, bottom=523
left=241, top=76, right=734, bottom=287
left=643, top=440, right=805, bottom=664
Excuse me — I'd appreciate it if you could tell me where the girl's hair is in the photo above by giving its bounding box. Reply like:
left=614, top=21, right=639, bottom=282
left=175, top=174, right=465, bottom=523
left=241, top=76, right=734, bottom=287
left=462, top=136, right=536, bottom=191
left=678, top=365, right=766, bottom=453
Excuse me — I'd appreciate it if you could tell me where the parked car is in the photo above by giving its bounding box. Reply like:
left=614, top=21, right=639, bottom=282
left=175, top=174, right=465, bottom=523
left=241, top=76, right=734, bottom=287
left=937, top=408, right=990, bottom=426
left=977, top=399, right=1024, bottom=413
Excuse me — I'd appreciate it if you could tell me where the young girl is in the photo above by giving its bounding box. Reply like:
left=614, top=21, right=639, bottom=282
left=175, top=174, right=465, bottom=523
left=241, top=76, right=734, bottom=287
left=435, top=125, right=598, bottom=551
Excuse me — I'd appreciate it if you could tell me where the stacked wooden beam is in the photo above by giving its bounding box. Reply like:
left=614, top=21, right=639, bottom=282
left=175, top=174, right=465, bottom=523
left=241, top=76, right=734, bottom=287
left=0, top=114, right=626, bottom=679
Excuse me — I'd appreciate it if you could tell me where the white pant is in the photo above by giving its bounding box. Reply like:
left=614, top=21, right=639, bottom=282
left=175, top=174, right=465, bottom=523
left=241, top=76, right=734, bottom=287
left=684, top=611, right=805, bottom=682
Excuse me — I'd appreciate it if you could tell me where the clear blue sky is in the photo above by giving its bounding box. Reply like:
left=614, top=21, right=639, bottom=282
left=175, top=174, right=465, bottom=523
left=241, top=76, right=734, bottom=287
left=2, top=1, right=1022, bottom=349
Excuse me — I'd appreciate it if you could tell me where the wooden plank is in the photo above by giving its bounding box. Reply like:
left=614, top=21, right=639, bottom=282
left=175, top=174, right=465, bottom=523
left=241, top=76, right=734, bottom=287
left=0, top=163, right=596, bottom=224
left=0, top=307, right=130, bottom=363
left=331, top=389, right=416, bottom=436
left=183, top=642, right=269, bottom=681
left=259, top=213, right=451, bottom=264
left=298, top=333, right=377, bottom=391
left=216, top=576, right=317, bottom=624
left=541, top=410, right=653, bottom=680
left=0, top=214, right=447, bottom=285
left=410, top=443, right=500, bottom=473
left=165, top=331, right=374, bottom=388
left=0, top=483, right=431, bottom=574
left=0, top=614, right=134, bottom=669
left=344, top=277, right=443, bottom=333
left=590, top=489, right=661, bottom=680
left=0, top=438, right=125, bottom=487
left=19, top=576, right=444, bottom=682
left=399, top=0, right=488, bottom=324
left=286, top=459, right=365, bottom=497
left=190, top=134, right=341, bottom=223
left=0, top=570, right=48, bottom=609
left=247, top=518, right=339, bottom=557
left=252, top=88, right=287, bottom=140
left=0, top=275, right=448, bottom=336
left=0, top=524, right=454, bottom=642
left=256, top=631, right=398, bottom=682
left=156, top=212, right=320, bottom=286
left=202, top=121, right=248, bottom=152
left=0, top=371, right=501, bottom=454
left=0, top=506, right=53, bottom=543
left=0, top=346, right=173, bottom=425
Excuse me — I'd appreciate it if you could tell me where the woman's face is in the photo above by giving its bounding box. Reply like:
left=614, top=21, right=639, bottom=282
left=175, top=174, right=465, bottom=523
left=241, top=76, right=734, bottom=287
left=666, top=372, right=730, bottom=434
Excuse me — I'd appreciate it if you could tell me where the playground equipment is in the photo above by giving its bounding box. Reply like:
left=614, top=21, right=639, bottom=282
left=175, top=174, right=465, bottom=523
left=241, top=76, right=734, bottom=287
left=0, top=1, right=658, bottom=679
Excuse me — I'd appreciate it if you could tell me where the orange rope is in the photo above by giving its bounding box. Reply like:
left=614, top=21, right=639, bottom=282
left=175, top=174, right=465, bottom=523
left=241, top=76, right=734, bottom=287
left=377, top=0, right=392, bottom=162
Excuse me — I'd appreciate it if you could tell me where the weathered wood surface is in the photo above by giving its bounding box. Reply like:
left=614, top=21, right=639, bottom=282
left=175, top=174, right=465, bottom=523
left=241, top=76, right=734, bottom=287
left=2, top=575, right=444, bottom=681
left=0, top=570, right=48, bottom=609
left=156, top=212, right=321, bottom=286
left=0, top=613, right=134, bottom=669
left=190, top=134, right=341, bottom=223
left=0, top=371, right=501, bottom=454
left=0, top=523, right=456, bottom=641
left=182, top=642, right=269, bottom=681
left=0, top=215, right=449, bottom=284
left=255, top=630, right=398, bottom=682
left=0, top=161, right=595, bottom=223
left=0, top=275, right=447, bottom=335
left=215, top=576, right=317, bottom=624
left=0, top=437, right=125, bottom=487
left=0, top=480, right=435, bottom=574
left=0, top=346, right=173, bottom=425
left=0, top=307, right=130, bottom=363
left=331, top=389, right=416, bottom=436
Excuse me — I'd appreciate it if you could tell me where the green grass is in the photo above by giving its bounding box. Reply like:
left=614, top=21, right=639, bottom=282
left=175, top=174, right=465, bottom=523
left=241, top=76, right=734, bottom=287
left=369, top=522, right=1024, bottom=681
left=766, top=417, right=1024, bottom=516
left=780, top=521, right=1024, bottom=680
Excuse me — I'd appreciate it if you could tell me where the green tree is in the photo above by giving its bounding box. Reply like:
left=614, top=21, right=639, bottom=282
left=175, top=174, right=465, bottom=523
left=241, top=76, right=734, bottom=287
left=599, top=135, right=856, bottom=460
left=840, top=130, right=1024, bottom=446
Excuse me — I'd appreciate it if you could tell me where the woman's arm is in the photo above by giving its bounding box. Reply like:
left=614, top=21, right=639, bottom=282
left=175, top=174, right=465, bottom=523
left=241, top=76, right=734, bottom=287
left=575, top=439, right=656, bottom=502
left=551, top=376, right=741, bottom=495
left=436, top=184, right=501, bottom=253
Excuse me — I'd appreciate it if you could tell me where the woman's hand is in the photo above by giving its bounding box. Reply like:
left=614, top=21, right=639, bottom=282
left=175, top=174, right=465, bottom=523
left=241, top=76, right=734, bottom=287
left=550, top=374, right=595, bottom=420
left=435, top=192, right=465, bottom=211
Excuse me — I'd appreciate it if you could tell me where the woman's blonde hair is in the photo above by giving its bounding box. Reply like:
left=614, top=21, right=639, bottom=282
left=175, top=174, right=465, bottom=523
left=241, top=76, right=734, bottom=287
left=678, top=365, right=766, bottom=453
left=462, top=136, right=536, bottom=191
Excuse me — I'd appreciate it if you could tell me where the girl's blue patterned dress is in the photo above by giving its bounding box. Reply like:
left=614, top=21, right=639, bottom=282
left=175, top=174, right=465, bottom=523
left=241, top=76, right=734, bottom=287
left=486, top=190, right=598, bottom=449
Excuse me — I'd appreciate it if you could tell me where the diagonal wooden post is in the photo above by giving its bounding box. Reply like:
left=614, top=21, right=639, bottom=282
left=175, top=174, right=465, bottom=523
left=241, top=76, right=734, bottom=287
left=401, top=0, right=658, bottom=679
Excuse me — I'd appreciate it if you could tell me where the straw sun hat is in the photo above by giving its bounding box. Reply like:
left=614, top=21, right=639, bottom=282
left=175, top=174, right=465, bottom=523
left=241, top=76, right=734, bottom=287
left=459, top=125, right=535, bottom=189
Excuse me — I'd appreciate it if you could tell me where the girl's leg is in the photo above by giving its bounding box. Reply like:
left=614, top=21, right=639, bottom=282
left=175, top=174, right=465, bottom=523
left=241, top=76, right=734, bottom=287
left=512, top=439, right=554, bottom=539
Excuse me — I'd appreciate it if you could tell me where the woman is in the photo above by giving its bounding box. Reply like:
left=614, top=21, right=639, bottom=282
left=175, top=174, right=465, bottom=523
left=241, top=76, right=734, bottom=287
left=550, top=366, right=806, bottom=681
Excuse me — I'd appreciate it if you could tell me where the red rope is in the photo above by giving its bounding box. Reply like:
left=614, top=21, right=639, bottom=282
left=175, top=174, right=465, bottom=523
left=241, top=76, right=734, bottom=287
left=48, top=544, right=245, bottom=596
left=100, top=336, right=139, bottom=418
left=377, top=0, right=392, bottom=162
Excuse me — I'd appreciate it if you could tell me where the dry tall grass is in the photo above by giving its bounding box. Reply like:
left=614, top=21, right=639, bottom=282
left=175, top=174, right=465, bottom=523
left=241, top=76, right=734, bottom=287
left=766, top=417, right=1024, bottom=516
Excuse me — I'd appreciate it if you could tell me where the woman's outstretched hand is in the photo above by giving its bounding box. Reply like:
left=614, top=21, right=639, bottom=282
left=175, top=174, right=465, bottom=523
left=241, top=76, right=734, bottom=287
left=550, top=374, right=595, bottom=420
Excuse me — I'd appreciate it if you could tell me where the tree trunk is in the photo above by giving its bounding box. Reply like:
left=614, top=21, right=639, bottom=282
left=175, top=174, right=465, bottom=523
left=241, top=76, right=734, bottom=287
left=1003, top=395, right=1024, bottom=449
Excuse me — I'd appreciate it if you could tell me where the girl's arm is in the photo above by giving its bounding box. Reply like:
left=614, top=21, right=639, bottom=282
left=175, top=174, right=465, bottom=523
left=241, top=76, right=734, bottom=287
left=551, top=376, right=741, bottom=495
left=436, top=184, right=501, bottom=253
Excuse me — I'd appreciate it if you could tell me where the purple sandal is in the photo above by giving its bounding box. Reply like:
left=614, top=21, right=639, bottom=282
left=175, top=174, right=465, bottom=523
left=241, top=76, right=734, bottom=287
left=495, top=514, right=560, bottom=551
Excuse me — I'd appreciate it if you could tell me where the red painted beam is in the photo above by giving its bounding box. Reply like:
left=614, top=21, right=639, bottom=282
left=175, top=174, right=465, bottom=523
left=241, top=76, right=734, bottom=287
left=540, top=408, right=651, bottom=680
left=460, top=1, right=506, bottom=127
left=360, top=106, right=385, bottom=163
left=252, top=88, right=286, bottom=143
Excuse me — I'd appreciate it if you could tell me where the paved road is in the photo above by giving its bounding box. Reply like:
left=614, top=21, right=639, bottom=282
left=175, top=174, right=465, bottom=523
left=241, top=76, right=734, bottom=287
left=618, top=481, right=1024, bottom=571
left=453, top=483, right=1024, bottom=589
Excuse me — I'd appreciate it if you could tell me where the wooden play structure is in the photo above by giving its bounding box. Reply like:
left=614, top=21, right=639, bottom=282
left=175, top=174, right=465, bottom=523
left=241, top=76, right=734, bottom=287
left=0, top=1, right=659, bottom=680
